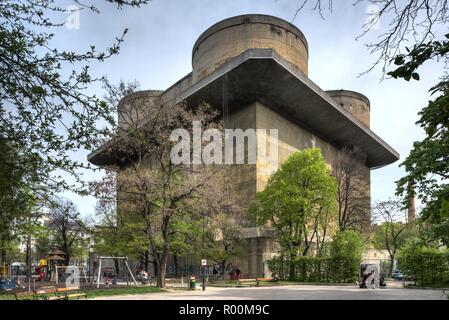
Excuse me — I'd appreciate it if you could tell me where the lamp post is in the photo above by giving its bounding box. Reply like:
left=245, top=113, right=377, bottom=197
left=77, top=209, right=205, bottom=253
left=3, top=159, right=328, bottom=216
left=201, top=214, right=206, bottom=291
left=88, top=243, right=94, bottom=283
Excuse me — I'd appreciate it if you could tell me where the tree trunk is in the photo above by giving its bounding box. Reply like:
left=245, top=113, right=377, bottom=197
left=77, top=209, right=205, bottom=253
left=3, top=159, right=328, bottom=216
left=152, top=259, right=158, bottom=278
left=174, top=255, right=179, bottom=277
left=289, top=252, right=296, bottom=280
left=113, top=257, right=120, bottom=275
left=143, top=250, right=149, bottom=272
left=26, top=236, right=32, bottom=292
left=158, top=246, right=168, bottom=288
left=156, top=214, right=171, bottom=288
left=0, top=235, right=6, bottom=268
left=157, top=251, right=169, bottom=288
left=221, top=261, right=226, bottom=280
left=388, top=254, right=395, bottom=277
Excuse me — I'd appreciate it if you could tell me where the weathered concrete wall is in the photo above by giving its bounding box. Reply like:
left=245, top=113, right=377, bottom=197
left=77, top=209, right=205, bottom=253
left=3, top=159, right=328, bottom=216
left=234, top=228, right=278, bottom=279
left=254, top=101, right=341, bottom=192
left=160, top=74, right=193, bottom=105
left=226, top=101, right=372, bottom=278
left=354, top=163, right=371, bottom=232
left=226, top=102, right=258, bottom=202
left=192, top=15, right=309, bottom=83
left=225, top=101, right=371, bottom=205
left=116, top=73, right=194, bottom=132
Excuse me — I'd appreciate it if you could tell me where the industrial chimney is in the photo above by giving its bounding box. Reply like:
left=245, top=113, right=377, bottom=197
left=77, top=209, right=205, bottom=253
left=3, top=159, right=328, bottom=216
left=407, top=179, right=416, bottom=222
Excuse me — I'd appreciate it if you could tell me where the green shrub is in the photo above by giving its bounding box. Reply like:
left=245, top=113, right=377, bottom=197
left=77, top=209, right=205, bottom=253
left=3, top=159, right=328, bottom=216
left=397, top=243, right=449, bottom=287
left=267, top=230, right=363, bottom=283
left=329, top=230, right=363, bottom=282
left=268, top=256, right=360, bottom=283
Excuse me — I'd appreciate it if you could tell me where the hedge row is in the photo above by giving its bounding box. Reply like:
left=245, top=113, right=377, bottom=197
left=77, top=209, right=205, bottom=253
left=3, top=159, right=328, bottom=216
left=267, top=257, right=360, bottom=283
left=397, top=246, right=449, bottom=287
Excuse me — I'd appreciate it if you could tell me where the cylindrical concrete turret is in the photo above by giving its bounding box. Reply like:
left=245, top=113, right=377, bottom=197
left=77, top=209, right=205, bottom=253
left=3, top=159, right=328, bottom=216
left=117, top=90, right=163, bottom=130
left=326, top=89, right=371, bottom=128
left=192, top=14, right=309, bottom=83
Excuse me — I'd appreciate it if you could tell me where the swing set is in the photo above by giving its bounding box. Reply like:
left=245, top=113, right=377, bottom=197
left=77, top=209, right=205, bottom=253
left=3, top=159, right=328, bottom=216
left=90, top=256, right=139, bottom=288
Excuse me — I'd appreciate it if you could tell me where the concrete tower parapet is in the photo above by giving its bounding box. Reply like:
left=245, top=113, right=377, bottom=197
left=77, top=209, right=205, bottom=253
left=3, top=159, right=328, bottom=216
left=326, top=89, right=371, bottom=128
left=117, top=90, right=163, bottom=131
left=192, top=14, right=309, bottom=83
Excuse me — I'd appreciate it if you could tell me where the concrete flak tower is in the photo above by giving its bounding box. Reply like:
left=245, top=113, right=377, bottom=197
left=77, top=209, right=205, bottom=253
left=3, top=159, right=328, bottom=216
left=88, top=14, right=400, bottom=278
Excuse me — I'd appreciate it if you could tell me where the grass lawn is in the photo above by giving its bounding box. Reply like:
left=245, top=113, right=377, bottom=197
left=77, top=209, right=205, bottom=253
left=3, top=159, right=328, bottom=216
left=0, top=286, right=164, bottom=300
left=0, top=293, right=18, bottom=300
left=86, top=286, right=164, bottom=299
left=207, top=279, right=357, bottom=287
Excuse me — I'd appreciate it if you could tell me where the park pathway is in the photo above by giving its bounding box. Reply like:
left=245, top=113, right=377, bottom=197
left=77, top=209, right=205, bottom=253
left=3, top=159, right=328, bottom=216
left=93, top=284, right=447, bottom=300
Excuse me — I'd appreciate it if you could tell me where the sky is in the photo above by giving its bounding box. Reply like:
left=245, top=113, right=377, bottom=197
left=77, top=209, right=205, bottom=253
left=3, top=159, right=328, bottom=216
left=52, top=0, right=442, bottom=218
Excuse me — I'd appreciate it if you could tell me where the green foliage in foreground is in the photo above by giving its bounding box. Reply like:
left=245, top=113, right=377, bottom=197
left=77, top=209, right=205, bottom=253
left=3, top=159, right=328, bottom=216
left=392, top=36, right=449, bottom=248
left=397, top=243, right=449, bottom=287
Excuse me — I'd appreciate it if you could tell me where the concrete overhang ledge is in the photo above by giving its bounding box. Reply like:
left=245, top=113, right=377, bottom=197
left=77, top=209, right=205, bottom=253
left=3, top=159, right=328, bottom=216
left=178, top=48, right=400, bottom=169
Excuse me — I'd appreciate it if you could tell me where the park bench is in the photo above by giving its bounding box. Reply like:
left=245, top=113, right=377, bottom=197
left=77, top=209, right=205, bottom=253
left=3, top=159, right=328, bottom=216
left=33, top=286, right=66, bottom=300
left=256, top=277, right=278, bottom=283
left=57, top=287, right=87, bottom=300
left=14, top=291, right=33, bottom=300
left=237, top=279, right=259, bottom=287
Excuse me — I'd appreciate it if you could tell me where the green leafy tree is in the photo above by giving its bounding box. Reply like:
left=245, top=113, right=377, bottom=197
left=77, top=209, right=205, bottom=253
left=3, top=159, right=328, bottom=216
left=329, top=229, right=364, bottom=282
left=388, top=36, right=449, bottom=93
left=1, top=0, right=149, bottom=272
left=372, top=223, right=414, bottom=275
left=0, top=138, right=45, bottom=269
left=0, top=139, right=28, bottom=266
left=34, top=227, right=52, bottom=260
left=13, top=192, right=46, bottom=281
left=330, top=229, right=363, bottom=259
left=251, top=149, right=337, bottom=278
left=390, top=39, right=449, bottom=246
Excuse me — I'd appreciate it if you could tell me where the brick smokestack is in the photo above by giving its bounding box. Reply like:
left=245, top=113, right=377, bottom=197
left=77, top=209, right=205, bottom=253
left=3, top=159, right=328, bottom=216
left=407, top=179, right=416, bottom=222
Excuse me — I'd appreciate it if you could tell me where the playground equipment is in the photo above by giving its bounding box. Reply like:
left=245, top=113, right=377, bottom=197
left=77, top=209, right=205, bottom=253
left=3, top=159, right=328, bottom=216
left=55, top=265, right=89, bottom=285
left=0, top=263, right=25, bottom=290
left=90, top=256, right=139, bottom=288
